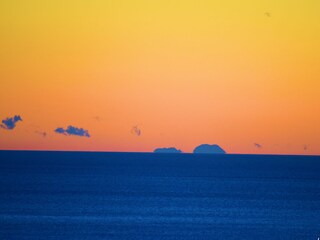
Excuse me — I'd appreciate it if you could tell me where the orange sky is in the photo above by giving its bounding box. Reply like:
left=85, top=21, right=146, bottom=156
left=0, top=0, right=319, bottom=154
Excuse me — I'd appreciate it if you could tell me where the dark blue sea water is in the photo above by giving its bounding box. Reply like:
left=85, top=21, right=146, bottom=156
left=0, top=151, right=319, bottom=239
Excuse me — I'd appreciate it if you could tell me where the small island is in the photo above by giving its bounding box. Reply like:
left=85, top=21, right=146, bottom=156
left=193, top=144, right=226, bottom=154
left=153, top=147, right=182, bottom=153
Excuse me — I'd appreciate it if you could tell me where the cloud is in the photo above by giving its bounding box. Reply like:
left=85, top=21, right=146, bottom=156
left=254, top=143, right=262, bottom=148
left=0, top=115, right=22, bottom=130
left=54, top=125, right=90, bottom=137
left=55, top=127, right=65, bottom=134
left=131, top=125, right=141, bottom=136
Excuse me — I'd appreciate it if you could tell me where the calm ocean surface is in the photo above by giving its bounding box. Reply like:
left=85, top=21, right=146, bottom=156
left=0, top=151, right=319, bottom=239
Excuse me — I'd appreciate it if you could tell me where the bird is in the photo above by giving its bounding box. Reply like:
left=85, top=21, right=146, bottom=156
left=131, top=125, right=141, bottom=136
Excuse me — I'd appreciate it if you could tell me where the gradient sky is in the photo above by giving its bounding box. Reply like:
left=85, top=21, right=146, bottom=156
left=1, top=0, right=319, bottom=154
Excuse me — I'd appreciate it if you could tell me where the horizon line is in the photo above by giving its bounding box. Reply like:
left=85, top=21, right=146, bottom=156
left=0, top=149, right=319, bottom=157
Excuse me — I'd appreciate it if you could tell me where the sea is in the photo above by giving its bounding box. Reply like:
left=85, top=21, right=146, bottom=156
left=0, top=151, right=319, bottom=239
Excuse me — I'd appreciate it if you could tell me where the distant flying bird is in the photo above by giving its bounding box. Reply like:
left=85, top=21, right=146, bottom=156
left=35, top=131, right=47, bottom=137
left=303, top=145, right=308, bottom=151
left=131, top=125, right=141, bottom=136
left=254, top=143, right=262, bottom=148
left=265, top=12, right=271, bottom=17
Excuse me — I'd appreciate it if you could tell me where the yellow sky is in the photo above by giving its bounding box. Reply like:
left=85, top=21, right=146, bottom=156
left=0, top=0, right=319, bottom=154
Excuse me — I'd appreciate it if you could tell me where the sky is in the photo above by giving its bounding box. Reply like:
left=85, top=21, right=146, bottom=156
left=0, top=0, right=319, bottom=155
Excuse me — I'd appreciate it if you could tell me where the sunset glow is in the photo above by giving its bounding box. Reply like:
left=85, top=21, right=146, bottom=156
left=1, top=0, right=319, bottom=154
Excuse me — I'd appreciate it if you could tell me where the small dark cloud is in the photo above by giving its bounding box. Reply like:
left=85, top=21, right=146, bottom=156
left=35, top=131, right=47, bottom=137
left=265, top=12, right=271, bottom=17
left=54, top=125, right=90, bottom=138
left=55, top=127, right=65, bottom=134
left=254, top=143, right=262, bottom=148
left=0, top=115, right=22, bottom=130
left=131, top=125, right=141, bottom=136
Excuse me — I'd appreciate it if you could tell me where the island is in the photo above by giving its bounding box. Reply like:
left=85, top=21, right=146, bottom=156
left=193, top=144, right=226, bottom=154
left=153, top=147, right=182, bottom=153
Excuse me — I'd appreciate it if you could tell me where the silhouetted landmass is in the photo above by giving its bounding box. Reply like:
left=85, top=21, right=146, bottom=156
left=154, top=147, right=182, bottom=153
left=193, top=144, right=226, bottom=154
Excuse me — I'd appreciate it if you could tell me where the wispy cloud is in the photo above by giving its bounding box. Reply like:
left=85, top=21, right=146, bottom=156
left=54, top=125, right=90, bottom=137
left=0, top=115, right=22, bottom=130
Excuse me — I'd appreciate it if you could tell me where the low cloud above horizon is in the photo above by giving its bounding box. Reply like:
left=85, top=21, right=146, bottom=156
left=0, top=115, right=22, bottom=130
left=54, top=126, right=90, bottom=138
